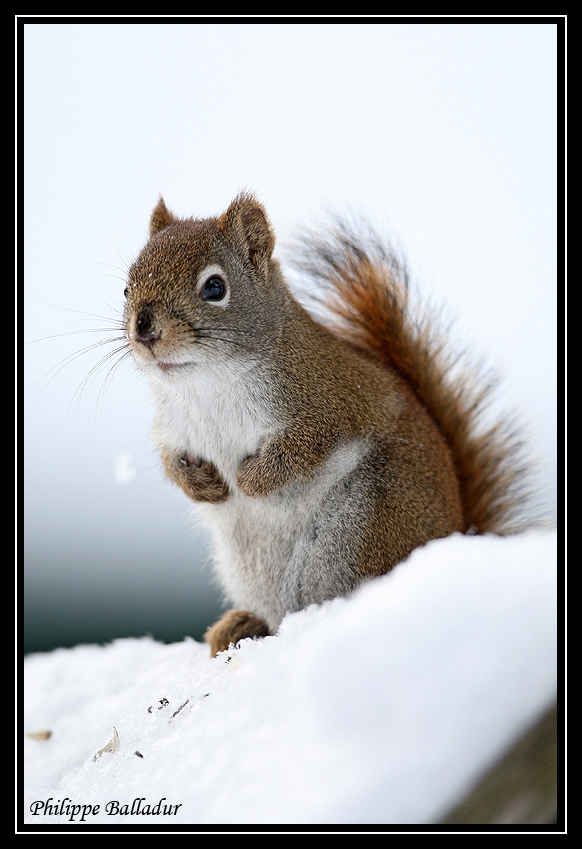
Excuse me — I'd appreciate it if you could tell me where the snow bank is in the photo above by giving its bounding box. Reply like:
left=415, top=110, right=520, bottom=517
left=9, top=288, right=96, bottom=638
left=23, top=529, right=557, bottom=826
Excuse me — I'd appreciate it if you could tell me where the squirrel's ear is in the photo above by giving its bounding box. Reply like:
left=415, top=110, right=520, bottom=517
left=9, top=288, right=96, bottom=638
left=221, top=193, right=275, bottom=274
left=149, top=197, right=177, bottom=238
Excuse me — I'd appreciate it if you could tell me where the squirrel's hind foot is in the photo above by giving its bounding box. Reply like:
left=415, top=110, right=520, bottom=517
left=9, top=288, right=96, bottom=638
left=204, top=609, right=271, bottom=657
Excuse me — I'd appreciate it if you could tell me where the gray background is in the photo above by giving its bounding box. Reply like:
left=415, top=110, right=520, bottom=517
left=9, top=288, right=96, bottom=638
left=23, top=21, right=558, bottom=653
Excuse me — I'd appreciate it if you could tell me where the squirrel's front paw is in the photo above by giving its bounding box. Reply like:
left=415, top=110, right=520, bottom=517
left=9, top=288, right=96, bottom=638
left=162, top=449, right=230, bottom=504
left=236, top=447, right=286, bottom=497
left=237, top=431, right=315, bottom=497
left=204, top=609, right=271, bottom=657
left=236, top=451, right=270, bottom=497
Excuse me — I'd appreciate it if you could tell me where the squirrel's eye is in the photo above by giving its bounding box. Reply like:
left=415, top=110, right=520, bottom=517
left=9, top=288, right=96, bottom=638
left=200, top=275, right=226, bottom=301
left=123, top=286, right=129, bottom=299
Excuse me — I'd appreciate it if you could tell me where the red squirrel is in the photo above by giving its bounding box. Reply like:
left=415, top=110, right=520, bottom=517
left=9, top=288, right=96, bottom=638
left=124, top=193, right=529, bottom=656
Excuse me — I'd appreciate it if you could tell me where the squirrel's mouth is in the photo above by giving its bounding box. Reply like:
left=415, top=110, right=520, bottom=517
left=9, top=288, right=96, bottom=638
left=155, top=359, right=196, bottom=373
left=157, top=361, right=189, bottom=372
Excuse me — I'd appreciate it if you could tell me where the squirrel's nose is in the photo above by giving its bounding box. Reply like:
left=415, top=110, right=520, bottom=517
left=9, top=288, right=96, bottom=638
left=134, top=304, right=161, bottom=349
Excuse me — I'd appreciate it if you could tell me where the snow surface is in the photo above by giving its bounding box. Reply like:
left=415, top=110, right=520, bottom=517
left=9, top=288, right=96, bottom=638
left=23, top=529, right=557, bottom=827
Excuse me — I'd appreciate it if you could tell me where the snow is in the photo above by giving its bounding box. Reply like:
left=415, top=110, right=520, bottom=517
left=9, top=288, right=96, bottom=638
left=23, top=529, right=557, bottom=827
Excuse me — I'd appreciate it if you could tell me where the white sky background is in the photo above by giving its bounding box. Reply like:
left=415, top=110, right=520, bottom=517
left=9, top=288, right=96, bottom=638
left=22, top=21, right=559, bottom=646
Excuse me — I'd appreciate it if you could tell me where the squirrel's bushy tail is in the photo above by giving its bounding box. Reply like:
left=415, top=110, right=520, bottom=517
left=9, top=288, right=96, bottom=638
left=291, top=217, right=532, bottom=535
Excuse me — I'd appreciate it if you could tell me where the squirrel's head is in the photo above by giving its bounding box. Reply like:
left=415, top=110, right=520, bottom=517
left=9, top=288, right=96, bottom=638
left=146, top=192, right=275, bottom=277
left=124, top=193, right=286, bottom=378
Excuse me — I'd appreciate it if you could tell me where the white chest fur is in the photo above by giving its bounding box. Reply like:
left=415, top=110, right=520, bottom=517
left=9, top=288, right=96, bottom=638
left=149, top=358, right=276, bottom=486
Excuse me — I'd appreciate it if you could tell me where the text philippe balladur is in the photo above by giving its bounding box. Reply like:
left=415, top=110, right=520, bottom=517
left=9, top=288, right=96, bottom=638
left=29, top=797, right=182, bottom=821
